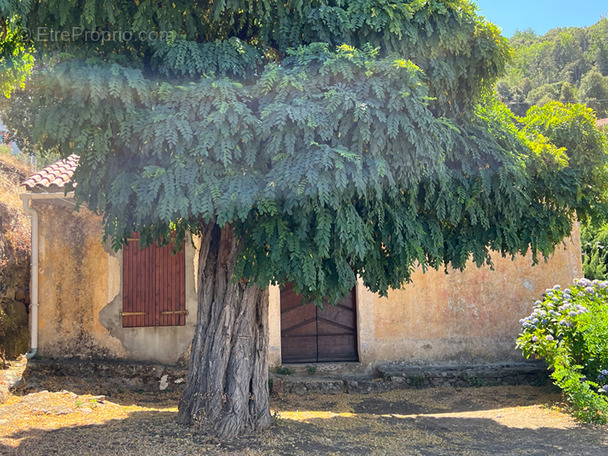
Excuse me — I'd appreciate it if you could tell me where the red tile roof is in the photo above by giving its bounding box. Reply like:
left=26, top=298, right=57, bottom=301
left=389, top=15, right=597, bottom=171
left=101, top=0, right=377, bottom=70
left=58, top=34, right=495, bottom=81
left=597, top=118, right=608, bottom=129
left=23, top=155, right=79, bottom=192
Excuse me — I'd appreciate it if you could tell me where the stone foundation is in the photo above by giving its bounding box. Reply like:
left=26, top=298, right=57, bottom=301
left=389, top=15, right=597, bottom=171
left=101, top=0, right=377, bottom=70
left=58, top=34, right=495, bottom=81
left=23, top=358, right=549, bottom=396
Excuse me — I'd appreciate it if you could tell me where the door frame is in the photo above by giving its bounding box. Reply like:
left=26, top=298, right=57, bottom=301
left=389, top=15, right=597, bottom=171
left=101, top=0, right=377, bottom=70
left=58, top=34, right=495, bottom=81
left=279, top=284, right=358, bottom=363
left=267, top=277, right=376, bottom=367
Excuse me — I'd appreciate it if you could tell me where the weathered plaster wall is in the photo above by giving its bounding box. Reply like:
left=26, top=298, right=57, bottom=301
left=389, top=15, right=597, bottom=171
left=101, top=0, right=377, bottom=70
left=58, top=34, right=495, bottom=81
left=35, top=200, right=127, bottom=360
left=36, top=200, right=197, bottom=364
left=367, top=225, right=582, bottom=365
left=98, top=236, right=198, bottom=365
left=268, top=285, right=282, bottom=367
left=37, top=197, right=582, bottom=368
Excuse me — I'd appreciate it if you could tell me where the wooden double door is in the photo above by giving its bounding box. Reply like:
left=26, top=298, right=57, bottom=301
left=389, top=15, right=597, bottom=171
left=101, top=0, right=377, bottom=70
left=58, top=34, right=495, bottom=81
left=280, top=283, right=358, bottom=363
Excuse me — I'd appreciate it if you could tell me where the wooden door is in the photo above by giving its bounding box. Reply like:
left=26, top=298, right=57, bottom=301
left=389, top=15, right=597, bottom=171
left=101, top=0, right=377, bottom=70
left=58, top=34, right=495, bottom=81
left=280, top=283, right=358, bottom=363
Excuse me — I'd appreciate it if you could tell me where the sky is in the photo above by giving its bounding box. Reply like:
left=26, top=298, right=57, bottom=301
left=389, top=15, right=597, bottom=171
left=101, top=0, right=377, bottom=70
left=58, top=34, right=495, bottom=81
left=474, top=1, right=608, bottom=37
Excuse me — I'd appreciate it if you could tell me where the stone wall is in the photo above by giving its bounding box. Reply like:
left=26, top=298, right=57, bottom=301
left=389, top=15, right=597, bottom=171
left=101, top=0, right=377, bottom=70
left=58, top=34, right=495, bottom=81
left=0, top=156, right=31, bottom=363
left=0, top=206, right=30, bottom=361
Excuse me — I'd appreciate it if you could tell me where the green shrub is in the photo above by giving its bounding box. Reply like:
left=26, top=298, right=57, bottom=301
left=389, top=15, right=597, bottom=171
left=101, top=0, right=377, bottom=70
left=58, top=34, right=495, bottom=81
left=306, top=365, right=317, bottom=376
left=582, top=223, right=608, bottom=280
left=275, top=366, right=294, bottom=376
left=516, top=278, right=608, bottom=423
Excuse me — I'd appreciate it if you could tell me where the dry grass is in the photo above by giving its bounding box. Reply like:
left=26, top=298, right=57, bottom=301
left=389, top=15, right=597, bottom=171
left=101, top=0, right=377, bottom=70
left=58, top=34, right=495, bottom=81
left=0, top=155, right=32, bottom=365
left=0, top=153, right=31, bottom=257
left=1, top=361, right=607, bottom=456
left=0, top=153, right=31, bottom=210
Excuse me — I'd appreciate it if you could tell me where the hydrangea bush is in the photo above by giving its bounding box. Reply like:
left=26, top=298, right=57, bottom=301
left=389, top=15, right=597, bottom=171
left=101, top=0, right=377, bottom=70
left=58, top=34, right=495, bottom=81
left=516, top=278, right=608, bottom=423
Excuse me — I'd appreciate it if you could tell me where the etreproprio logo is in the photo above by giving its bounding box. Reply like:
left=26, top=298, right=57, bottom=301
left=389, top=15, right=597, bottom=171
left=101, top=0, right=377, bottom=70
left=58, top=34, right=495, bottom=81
left=18, top=27, right=176, bottom=44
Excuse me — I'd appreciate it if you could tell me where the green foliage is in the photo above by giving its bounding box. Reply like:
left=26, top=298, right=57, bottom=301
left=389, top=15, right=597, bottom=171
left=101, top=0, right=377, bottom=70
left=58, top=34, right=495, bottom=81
left=460, top=372, right=483, bottom=387
left=306, top=365, right=317, bottom=375
left=275, top=366, right=294, bottom=376
left=579, top=69, right=608, bottom=118
left=516, top=279, right=608, bottom=423
left=597, top=40, right=608, bottom=76
left=2, top=0, right=510, bottom=116
left=1, top=1, right=607, bottom=305
left=520, top=102, right=608, bottom=224
left=408, top=376, right=425, bottom=388
left=498, top=18, right=608, bottom=116
left=526, top=83, right=560, bottom=107
left=559, top=82, right=577, bottom=103
left=0, top=5, right=34, bottom=97
left=151, top=38, right=263, bottom=79
left=583, top=246, right=608, bottom=280
left=582, top=223, right=608, bottom=280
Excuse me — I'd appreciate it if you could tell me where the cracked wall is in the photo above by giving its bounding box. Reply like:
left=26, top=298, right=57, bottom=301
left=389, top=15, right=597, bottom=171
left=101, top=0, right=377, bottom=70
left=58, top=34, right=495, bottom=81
left=35, top=201, right=197, bottom=364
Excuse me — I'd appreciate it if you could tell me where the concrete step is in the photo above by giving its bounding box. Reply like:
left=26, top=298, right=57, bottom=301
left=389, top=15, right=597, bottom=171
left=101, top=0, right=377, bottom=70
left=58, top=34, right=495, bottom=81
left=377, top=361, right=549, bottom=389
left=276, top=362, right=371, bottom=376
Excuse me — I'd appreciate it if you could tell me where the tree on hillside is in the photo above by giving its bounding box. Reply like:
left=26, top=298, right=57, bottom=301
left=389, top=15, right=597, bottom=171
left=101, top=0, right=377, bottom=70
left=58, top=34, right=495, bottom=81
left=579, top=68, right=608, bottom=117
left=526, top=83, right=560, bottom=107
left=596, top=40, right=608, bottom=76
left=2, top=0, right=607, bottom=439
left=497, top=18, right=608, bottom=115
left=560, top=82, right=578, bottom=103
left=510, top=29, right=539, bottom=47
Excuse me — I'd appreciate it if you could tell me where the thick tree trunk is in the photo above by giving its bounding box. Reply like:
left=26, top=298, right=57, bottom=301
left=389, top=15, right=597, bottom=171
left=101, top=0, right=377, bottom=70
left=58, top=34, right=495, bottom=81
left=177, top=223, right=271, bottom=439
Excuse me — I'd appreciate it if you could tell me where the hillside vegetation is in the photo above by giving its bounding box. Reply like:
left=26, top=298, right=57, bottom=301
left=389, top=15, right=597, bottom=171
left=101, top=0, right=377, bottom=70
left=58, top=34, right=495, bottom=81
left=0, top=152, right=31, bottom=366
left=497, top=19, right=608, bottom=116
left=496, top=19, right=608, bottom=280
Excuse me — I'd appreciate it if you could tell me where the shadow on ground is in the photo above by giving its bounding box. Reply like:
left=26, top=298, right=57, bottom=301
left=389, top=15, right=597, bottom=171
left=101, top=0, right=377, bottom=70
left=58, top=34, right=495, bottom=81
left=2, top=384, right=607, bottom=455
left=17, top=363, right=559, bottom=413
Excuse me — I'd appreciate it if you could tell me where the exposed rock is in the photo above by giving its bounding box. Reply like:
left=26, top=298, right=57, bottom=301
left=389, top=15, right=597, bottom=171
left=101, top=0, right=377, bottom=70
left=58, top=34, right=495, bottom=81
left=344, top=376, right=394, bottom=394
left=0, top=300, right=29, bottom=358
left=24, top=358, right=189, bottom=393
left=0, top=155, right=32, bottom=365
left=159, top=374, right=169, bottom=391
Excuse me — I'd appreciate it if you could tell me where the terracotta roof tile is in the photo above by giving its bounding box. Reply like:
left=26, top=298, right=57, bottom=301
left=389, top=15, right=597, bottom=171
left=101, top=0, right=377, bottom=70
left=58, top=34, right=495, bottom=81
left=23, top=155, right=79, bottom=192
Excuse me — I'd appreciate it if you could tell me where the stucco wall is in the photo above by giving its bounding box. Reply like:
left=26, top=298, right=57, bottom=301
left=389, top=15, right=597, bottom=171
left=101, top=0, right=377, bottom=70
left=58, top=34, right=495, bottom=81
left=366, top=224, right=582, bottom=365
left=35, top=199, right=197, bottom=364
left=34, top=196, right=582, bottom=367
left=35, top=200, right=127, bottom=360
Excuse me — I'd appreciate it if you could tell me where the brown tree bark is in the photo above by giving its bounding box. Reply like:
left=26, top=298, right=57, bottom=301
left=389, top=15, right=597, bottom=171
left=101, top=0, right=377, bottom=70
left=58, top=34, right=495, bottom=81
left=177, top=222, right=271, bottom=439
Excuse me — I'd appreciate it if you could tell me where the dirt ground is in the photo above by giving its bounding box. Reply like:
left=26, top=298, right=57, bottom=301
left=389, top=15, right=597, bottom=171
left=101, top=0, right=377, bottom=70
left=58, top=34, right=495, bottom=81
left=1, top=360, right=607, bottom=456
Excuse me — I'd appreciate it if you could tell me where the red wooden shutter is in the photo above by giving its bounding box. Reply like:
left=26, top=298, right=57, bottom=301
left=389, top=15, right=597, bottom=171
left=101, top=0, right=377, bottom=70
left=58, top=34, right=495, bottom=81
left=122, top=233, right=186, bottom=327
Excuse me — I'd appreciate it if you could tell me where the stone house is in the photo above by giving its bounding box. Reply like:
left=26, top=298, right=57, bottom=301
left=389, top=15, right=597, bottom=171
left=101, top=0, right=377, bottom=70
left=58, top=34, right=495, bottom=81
left=21, top=156, right=582, bottom=368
